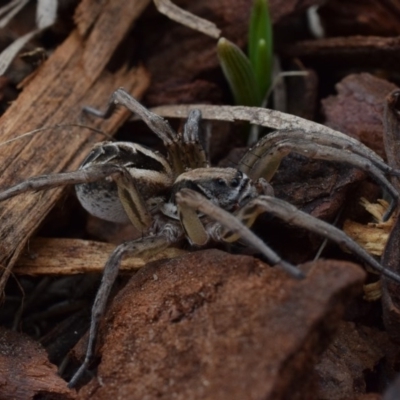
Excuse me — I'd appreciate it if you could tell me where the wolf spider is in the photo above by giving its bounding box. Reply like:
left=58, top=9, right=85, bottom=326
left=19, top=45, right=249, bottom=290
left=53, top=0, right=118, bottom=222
left=0, top=88, right=399, bottom=387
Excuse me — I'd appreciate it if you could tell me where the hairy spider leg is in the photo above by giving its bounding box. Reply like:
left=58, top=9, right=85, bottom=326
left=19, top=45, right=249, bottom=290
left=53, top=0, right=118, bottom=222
left=0, top=163, right=152, bottom=232
left=67, top=235, right=172, bottom=388
left=0, top=164, right=124, bottom=202
left=181, top=109, right=209, bottom=169
left=83, top=88, right=208, bottom=175
left=113, top=167, right=152, bottom=230
left=175, top=188, right=304, bottom=279
left=226, top=194, right=400, bottom=284
left=83, top=88, right=176, bottom=145
left=240, top=129, right=393, bottom=178
left=239, top=131, right=399, bottom=221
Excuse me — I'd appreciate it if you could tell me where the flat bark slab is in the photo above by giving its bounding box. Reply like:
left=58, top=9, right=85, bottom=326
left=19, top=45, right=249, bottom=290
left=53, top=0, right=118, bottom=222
left=281, top=36, right=400, bottom=69
left=322, top=73, right=398, bottom=158
left=0, top=0, right=151, bottom=292
left=0, top=327, right=74, bottom=399
left=77, top=250, right=365, bottom=400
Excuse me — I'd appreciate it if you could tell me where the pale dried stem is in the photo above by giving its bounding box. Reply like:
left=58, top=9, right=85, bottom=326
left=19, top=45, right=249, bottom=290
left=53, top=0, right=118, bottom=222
left=153, top=0, right=221, bottom=38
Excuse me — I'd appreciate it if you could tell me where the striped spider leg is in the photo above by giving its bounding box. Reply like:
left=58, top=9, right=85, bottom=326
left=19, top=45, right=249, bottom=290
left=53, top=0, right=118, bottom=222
left=239, top=129, right=400, bottom=221
left=83, top=88, right=209, bottom=175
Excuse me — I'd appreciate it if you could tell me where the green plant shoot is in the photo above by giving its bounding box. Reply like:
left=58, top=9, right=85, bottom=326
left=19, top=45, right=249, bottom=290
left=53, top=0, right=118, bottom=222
left=217, top=0, right=273, bottom=106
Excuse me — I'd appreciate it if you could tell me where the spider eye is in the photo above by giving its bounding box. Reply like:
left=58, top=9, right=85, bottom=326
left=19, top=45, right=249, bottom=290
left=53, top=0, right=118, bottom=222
left=216, top=178, right=225, bottom=186
left=230, top=178, right=240, bottom=187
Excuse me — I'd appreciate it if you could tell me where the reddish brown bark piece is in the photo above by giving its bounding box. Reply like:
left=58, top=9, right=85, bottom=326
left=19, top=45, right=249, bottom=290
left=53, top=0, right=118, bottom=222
left=315, top=321, right=390, bottom=400
left=273, top=155, right=365, bottom=219
left=281, top=36, right=400, bottom=70
left=257, top=156, right=365, bottom=263
left=322, top=73, right=398, bottom=158
left=319, top=0, right=400, bottom=37
left=0, top=327, right=74, bottom=400
left=0, top=0, right=151, bottom=293
left=77, top=250, right=365, bottom=400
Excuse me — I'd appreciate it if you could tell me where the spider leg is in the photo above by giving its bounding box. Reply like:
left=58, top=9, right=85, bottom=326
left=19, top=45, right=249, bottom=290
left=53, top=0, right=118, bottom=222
left=181, top=109, right=209, bottom=169
left=0, top=164, right=123, bottom=202
left=240, top=129, right=391, bottom=178
left=165, top=109, right=210, bottom=174
left=175, top=188, right=304, bottom=279
left=227, top=195, right=400, bottom=284
left=239, top=133, right=399, bottom=221
left=68, top=235, right=171, bottom=388
left=176, top=192, right=208, bottom=246
left=83, top=89, right=209, bottom=175
left=83, top=88, right=177, bottom=145
left=113, top=167, right=152, bottom=231
left=0, top=163, right=152, bottom=231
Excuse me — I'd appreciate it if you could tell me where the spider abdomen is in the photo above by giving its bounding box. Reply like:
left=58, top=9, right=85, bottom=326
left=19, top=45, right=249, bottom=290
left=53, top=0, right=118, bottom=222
left=75, top=141, right=173, bottom=223
left=76, top=179, right=129, bottom=223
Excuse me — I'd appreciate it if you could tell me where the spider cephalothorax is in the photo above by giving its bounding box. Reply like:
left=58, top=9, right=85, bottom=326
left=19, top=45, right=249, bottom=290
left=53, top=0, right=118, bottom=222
left=0, top=88, right=399, bottom=387
left=172, top=168, right=256, bottom=210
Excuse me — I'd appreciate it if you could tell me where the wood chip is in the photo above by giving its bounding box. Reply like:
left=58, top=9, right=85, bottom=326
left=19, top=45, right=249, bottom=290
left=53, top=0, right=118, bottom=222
left=0, top=327, right=74, bottom=399
left=14, top=237, right=187, bottom=276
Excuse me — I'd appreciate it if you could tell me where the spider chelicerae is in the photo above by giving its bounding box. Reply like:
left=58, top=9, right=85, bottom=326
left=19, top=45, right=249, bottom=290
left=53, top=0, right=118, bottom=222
left=0, top=88, right=399, bottom=387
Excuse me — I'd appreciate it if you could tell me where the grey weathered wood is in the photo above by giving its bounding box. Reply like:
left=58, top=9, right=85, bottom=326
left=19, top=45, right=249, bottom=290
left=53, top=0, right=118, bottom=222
left=0, top=0, right=151, bottom=293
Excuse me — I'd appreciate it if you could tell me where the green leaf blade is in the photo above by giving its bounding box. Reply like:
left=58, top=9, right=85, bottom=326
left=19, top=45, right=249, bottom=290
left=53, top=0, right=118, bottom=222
left=248, top=0, right=273, bottom=98
left=217, top=37, right=261, bottom=106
